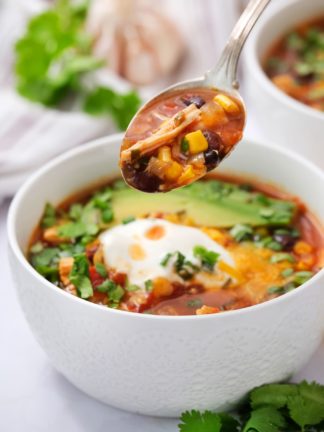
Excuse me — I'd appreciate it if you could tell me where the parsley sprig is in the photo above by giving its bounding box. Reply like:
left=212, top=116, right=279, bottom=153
left=14, top=0, right=141, bottom=130
left=178, top=381, right=324, bottom=432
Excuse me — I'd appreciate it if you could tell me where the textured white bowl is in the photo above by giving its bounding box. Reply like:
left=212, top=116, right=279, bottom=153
left=244, top=0, right=324, bottom=169
left=7, top=134, right=324, bottom=417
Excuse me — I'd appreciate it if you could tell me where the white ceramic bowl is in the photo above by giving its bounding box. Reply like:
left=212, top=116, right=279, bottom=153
left=244, top=0, right=324, bottom=170
left=7, top=134, right=324, bottom=417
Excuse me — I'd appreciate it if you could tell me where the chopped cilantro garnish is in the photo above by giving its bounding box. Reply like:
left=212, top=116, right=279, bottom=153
left=41, top=203, right=57, bottom=228
left=96, top=278, right=124, bottom=306
left=69, top=203, right=83, bottom=221
left=193, top=245, right=219, bottom=271
left=97, top=279, right=116, bottom=293
left=268, top=286, right=285, bottom=295
left=95, top=263, right=107, bottom=278
left=126, top=284, right=140, bottom=292
left=270, top=253, right=295, bottom=264
left=267, top=241, right=283, bottom=252
left=180, top=137, right=189, bottom=154
left=161, top=251, right=198, bottom=280
left=294, top=271, right=313, bottom=286
left=187, top=299, right=203, bottom=308
left=122, top=216, right=136, bottom=224
left=69, top=254, right=93, bottom=299
left=174, top=252, right=199, bottom=280
left=160, top=253, right=173, bottom=267
left=145, top=280, right=153, bottom=292
left=179, top=381, right=324, bottom=432
left=58, top=221, right=98, bottom=239
left=281, top=268, right=294, bottom=278
left=230, top=224, right=253, bottom=242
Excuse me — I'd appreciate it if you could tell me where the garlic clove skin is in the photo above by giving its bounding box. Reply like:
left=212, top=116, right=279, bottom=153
left=86, top=0, right=185, bottom=85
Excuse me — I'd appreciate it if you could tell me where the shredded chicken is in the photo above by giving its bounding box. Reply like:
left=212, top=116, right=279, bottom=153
left=120, top=104, right=201, bottom=162
left=59, top=257, right=74, bottom=286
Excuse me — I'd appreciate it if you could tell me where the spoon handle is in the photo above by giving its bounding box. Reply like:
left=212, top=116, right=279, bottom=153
left=205, top=0, right=271, bottom=90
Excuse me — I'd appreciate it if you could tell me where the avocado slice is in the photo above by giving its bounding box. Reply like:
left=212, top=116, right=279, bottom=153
left=110, top=180, right=296, bottom=228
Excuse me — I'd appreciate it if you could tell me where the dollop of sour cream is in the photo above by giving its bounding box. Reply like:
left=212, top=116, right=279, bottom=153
left=100, top=219, right=234, bottom=289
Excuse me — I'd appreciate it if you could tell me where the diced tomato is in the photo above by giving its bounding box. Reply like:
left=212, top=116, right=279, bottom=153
left=109, top=270, right=127, bottom=287
left=89, top=265, right=106, bottom=288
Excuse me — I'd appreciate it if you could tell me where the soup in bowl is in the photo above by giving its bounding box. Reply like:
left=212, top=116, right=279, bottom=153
left=7, top=135, right=324, bottom=416
left=244, top=0, right=324, bottom=169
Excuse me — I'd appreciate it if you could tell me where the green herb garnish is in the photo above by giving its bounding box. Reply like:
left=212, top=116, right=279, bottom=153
left=180, top=137, right=189, bottom=154
left=69, top=253, right=93, bottom=299
left=187, top=299, right=203, bottom=308
left=270, top=253, right=295, bottom=264
left=178, top=381, right=324, bottom=431
left=41, top=203, right=57, bottom=228
left=281, top=268, right=294, bottom=278
left=83, top=87, right=141, bottom=130
left=230, top=224, right=253, bottom=242
left=95, top=262, right=108, bottom=278
left=144, top=280, right=153, bottom=292
left=14, top=0, right=141, bottom=130
left=122, top=216, right=136, bottom=224
left=161, top=253, right=173, bottom=267
left=193, top=245, right=219, bottom=271
left=126, top=284, right=141, bottom=292
left=294, top=271, right=314, bottom=286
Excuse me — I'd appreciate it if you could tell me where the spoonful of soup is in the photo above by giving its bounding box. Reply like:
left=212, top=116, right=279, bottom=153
left=120, top=0, right=271, bottom=192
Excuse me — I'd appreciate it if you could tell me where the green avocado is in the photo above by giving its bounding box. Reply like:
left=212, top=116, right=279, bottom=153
left=110, top=180, right=296, bottom=228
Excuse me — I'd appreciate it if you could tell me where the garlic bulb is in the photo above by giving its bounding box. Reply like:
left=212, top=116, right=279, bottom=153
left=86, top=0, right=184, bottom=85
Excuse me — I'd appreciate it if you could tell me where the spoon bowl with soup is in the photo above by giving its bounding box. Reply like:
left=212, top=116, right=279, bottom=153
left=120, top=0, right=271, bottom=192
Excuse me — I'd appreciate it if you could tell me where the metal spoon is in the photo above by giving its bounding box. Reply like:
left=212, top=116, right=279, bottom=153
left=121, top=0, right=272, bottom=192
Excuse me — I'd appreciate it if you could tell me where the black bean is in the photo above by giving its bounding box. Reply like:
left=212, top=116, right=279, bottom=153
left=132, top=171, right=161, bottom=192
left=273, top=233, right=296, bottom=250
left=204, top=149, right=220, bottom=171
left=202, top=130, right=223, bottom=152
left=181, top=95, right=206, bottom=109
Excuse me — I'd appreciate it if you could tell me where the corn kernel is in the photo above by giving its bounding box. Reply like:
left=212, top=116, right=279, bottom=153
left=214, top=94, right=239, bottom=114
left=296, top=256, right=315, bottom=270
left=184, top=130, right=209, bottom=155
left=153, top=277, right=174, bottom=297
left=294, top=241, right=313, bottom=255
left=164, top=213, right=180, bottom=224
left=196, top=305, right=220, bottom=315
left=178, top=165, right=195, bottom=183
left=164, top=161, right=183, bottom=181
left=158, top=146, right=172, bottom=162
left=202, top=227, right=227, bottom=245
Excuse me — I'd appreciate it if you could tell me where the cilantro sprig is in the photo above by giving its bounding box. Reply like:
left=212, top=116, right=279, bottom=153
left=178, top=381, right=324, bottom=432
left=14, top=0, right=141, bottom=130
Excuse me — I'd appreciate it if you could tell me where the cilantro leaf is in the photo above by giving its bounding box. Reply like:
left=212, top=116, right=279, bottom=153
left=251, top=384, right=298, bottom=409
left=242, top=407, right=285, bottom=432
left=69, top=254, right=93, bottom=299
left=83, top=87, right=141, bottom=130
left=178, top=410, right=222, bottom=432
left=14, top=0, right=141, bottom=129
left=193, top=245, right=219, bottom=271
left=288, top=382, right=324, bottom=429
left=41, top=203, right=57, bottom=228
left=95, top=263, right=108, bottom=278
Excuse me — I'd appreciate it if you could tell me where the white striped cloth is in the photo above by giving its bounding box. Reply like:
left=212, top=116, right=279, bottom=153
left=0, top=0, right=242, bottom=202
